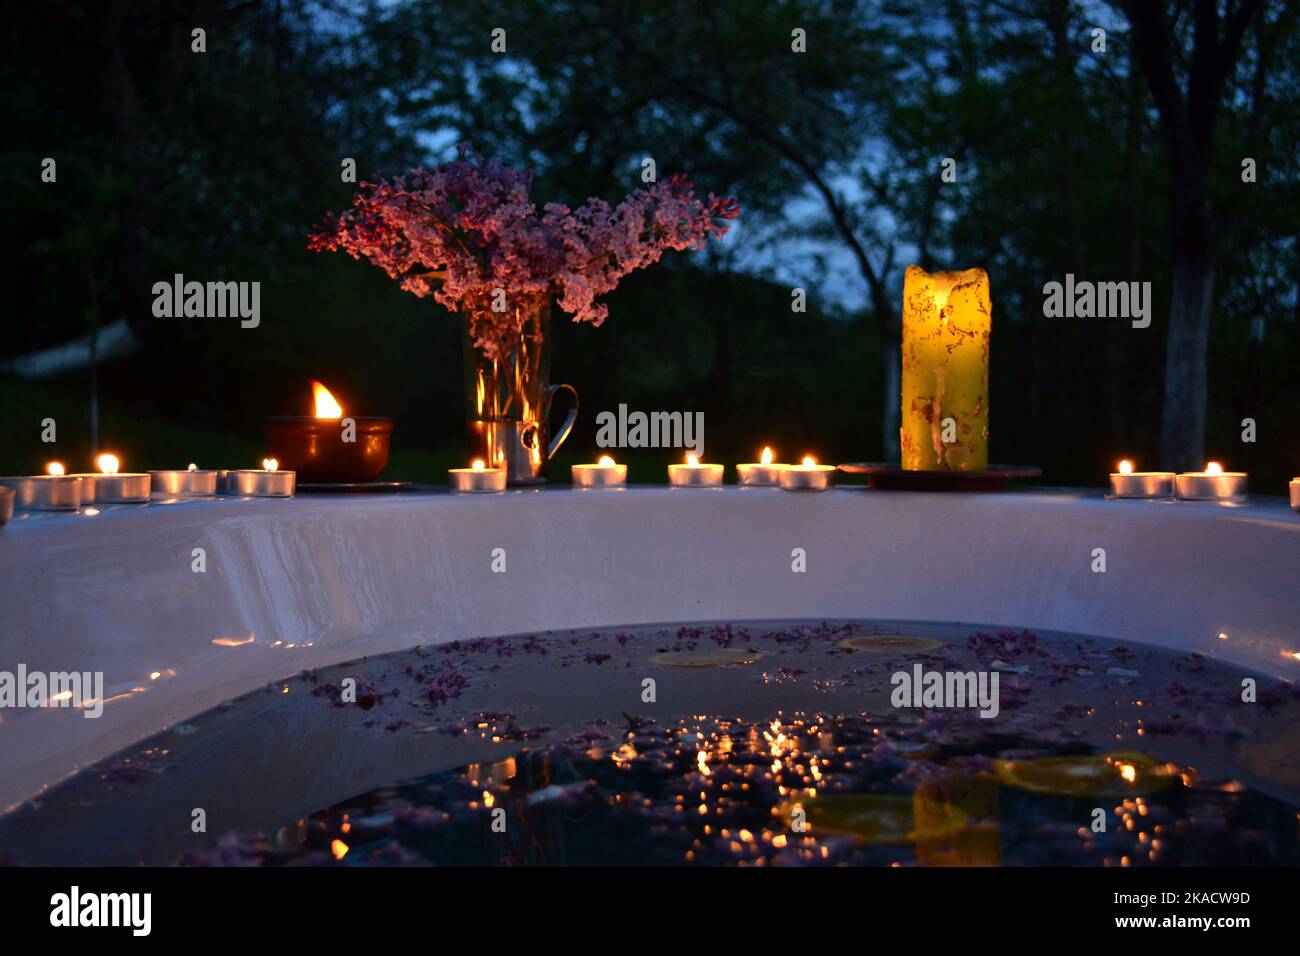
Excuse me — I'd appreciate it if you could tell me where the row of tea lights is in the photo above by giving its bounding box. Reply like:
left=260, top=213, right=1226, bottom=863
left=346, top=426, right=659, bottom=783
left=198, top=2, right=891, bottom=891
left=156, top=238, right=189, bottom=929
left=449, top=448, right=837, bottom=493
left=1, top=457, right=295, bottom=510
left=1109, top=459, right=1257, bottom=502
left=6, top=451, right=1298, bottom=509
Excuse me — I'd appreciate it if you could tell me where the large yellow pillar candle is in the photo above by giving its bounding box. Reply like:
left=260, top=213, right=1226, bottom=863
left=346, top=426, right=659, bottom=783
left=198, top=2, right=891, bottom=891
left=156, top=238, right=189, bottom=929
left=900, top=265, right=991, bottom=471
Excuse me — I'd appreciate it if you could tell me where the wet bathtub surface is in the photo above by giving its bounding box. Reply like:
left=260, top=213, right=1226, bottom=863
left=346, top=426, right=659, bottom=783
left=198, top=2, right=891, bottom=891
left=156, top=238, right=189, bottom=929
left=2, top=620, right=1297, bottom=866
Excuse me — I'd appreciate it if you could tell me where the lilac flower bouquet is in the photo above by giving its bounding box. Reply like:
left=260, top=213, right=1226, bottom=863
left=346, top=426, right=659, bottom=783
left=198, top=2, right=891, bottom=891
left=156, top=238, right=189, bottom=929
left=309, top=145, right=739, bottom=359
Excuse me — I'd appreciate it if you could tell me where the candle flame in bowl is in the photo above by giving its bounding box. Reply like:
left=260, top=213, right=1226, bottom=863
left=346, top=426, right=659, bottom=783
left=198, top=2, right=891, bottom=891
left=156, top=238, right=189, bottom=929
left=687, top=453, right=700, bottom=467
left=471, top=458, right=486, bottom=472
left=761, top=447, right=774, bottom=466
left=801, top=455, right=817, bottom=468
left=1205, top=461, right=1223, bottom=476
left=46, top=461, right=65, bottom=476
left=312, top=380, right=343, bottom=419
left=262, top=458, right=279, bottom=472
left=1118, top=459, right=1133, bottom=475
left=187, top=463, right=198, bottom=472
left=96, top=454, right=120, bottom=475
left=598, top=455, right=616, bottom=467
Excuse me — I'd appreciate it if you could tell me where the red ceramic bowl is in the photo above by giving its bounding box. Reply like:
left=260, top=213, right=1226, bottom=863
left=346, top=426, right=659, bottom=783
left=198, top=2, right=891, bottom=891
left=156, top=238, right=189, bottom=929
left=264, top=416, right=393, bottom=483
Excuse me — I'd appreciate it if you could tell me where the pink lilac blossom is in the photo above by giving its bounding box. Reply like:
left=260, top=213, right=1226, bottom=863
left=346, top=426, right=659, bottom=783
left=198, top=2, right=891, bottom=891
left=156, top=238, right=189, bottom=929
left=309, top=145, right=739, bottom=357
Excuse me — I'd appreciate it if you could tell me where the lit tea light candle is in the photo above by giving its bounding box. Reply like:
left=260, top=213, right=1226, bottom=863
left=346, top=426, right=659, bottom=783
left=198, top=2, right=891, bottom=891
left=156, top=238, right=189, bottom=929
left=572, top=455, right=627, bottom=488
left=449, top=458, right=506, bottom=493
left=1290, top=477, right=1299, bottom=513
left=779, top=455, right=836, bottom=491
left=0, top=469, right=83, bottom=511
left=1175, top=461, right=1247, bottom=502
left=90, top=454, right=151, bottom=503
left=57, top=459, right=99, bottom=503
left=736, top=447, right=784, bottom=486
left=150, top=462, right=219, bottom=497
left=668, top=453, right=723, bottom=487
left=1108, top=459, right=1174, bottom=498
left=228, top=458, right=296, bottom=498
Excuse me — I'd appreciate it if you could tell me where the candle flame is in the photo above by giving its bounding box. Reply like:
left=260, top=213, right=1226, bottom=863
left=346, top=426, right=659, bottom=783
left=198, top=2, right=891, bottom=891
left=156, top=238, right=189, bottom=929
left=686, top=453, right=700, bottom=467
left=262, top=458, right=278, bottom=472
left=46, top=461, right=65, bottom=476
left=1205, top=461, right=1223, bottom=476
left=598, top=455, right=616, bottom=467
left=801, top=455, right=817, bottom=468
left=96, top=453, right=120, bottom=475
left=760, top=447, right=773, bottom=466
left=312, top=380, right=343, bottom=419
left=471, top=458, right=486, bottom=472
left=187, top=463, right=198, bottom=471
left=1118, top=459, right=1133, bottom=475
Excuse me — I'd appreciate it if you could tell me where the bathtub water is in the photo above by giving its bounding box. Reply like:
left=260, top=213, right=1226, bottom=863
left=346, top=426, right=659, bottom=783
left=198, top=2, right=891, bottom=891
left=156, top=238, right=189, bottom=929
left=2, top=619, right=1296, bottom=866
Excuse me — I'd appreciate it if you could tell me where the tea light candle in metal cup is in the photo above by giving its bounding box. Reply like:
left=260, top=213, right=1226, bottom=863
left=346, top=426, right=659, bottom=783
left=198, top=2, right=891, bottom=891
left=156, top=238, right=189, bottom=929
left=1288, top=478, right=1299, bottom=513
left=0, top=473, right=83, bottom=511
left=449, top=458, right=506, bottom=493
left=90, top=454, right=150, bottom=503
left=1108, top=459, right=1174, bottom=498
left=779, top=455, right=836, bottom=491
left=1175, top=461, right=1247, bottom=501
left=668, top=453, right=723, bottom=487
left=0, top=484, right=13, bottom=524
left=151, top=463, right=219, bottom=497
left=572, top=455, right=627, bottom=488
left=229, top=458, right=296, bottom=498
left=53, top=460, right=97, bottom=503
left=736, top=447, right=784, bottom=486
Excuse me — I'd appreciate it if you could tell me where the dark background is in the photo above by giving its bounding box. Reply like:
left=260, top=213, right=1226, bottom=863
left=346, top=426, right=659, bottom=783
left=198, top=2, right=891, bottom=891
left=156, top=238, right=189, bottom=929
left=2, top=0, right=1297, bottom=487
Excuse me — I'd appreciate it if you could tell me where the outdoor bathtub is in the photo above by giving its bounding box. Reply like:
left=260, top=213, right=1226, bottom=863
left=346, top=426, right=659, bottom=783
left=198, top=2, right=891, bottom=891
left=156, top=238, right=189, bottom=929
left=1, top=485, right=1297, bottom=814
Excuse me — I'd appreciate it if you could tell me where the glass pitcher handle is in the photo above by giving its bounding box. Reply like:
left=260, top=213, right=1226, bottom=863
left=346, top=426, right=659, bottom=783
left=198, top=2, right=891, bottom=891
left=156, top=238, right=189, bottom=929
left=545, top=383, right=579, bottom=460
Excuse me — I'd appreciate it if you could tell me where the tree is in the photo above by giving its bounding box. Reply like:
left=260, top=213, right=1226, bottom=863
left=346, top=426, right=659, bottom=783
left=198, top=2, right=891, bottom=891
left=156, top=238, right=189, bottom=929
left=1119, top=0, right=1270, bottom=469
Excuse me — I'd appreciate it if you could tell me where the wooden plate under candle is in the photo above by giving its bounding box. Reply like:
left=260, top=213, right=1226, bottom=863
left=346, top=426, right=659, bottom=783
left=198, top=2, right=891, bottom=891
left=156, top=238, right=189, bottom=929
left=837, top=463, right=1042, bottom=492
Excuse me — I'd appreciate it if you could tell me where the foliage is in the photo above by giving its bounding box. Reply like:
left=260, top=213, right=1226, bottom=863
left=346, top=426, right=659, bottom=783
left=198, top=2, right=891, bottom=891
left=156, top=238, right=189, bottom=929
left=1, top=0, right=1296, bottom=486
